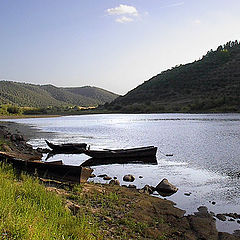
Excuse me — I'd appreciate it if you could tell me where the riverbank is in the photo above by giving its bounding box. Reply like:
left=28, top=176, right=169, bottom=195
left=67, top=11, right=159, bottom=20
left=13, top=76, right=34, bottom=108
left=0, top=121, right=239, bottom=239
left=0, top=114, right=61, bottom=119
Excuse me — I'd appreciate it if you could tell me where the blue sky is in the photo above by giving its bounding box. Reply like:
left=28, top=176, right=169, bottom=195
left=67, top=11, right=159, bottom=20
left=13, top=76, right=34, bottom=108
left=0, top=0, right=240, bottom=94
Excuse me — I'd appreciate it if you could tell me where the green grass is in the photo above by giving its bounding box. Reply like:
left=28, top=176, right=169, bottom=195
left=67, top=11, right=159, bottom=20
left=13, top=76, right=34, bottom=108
left=0, top=164, right=101, bottom=240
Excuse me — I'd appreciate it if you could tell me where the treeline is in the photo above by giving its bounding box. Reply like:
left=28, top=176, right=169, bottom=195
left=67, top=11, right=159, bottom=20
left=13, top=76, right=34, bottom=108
left=104, top=40, right=240, bottom=113
left=0, top=104, right=97, bottom=116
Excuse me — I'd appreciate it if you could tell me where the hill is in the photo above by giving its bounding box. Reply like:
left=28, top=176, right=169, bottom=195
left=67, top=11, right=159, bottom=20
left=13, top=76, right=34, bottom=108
left=106, top=40, right=240, bottom=113
left=0, top=81, right=118, bottom=108
left=63, top=86, right=118, bottom=106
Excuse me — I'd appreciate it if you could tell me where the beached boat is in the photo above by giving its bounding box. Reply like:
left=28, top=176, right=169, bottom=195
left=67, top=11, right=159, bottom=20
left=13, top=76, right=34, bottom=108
left=81, top=156, right=157, bottom=167
left=0, top=151, right=93, bottom=183
left=45, top=140, right=87, bottom=152
left=83, top=146, right=157, bottom=159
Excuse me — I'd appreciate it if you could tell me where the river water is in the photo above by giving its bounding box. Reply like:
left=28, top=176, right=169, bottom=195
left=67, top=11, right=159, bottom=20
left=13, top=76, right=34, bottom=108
left=5, top=113, right=240, bottom=233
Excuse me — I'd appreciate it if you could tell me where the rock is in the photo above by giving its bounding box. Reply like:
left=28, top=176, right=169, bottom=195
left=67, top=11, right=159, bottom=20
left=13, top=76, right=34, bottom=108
left=194, top=206, right=213, bottom=218
left=103, top=176, right=112, bottom=180
left=197, top=206, right=208, bottom=213
left=184, top=192, right=191, bottom=196
left=89, top=174, right=96, bottom=178
left=210, top=211, right=215, bottom=217
left=237, top=220, right=240, bottom=224
left=10, top=134, right=25, bottom=142
left=140, top=185, right=155, bottom=194
left=187, top=215, right=218, bottom=240
left=113, top=176, right=117, bottom=179
left=97, top=174, right=108, bottom=178
left=229, top=218, right=235, bottom=221
left=226, top=213, right=240, bottom=219
left=216, top=214, right=227, bottom=221
left=109, top=179, right=120, bottom=185
left=211, top=201, right=216, bottom=205
left=233, top=230, right=240, bottom=237
left=10, top=134, right=17, bottom=141
left=123, top=174, right=135, bottom=182
left=127, top=184, right=136, bottom=189
left=155, top=178, right=178, bottom=193
left=139, top=176, right=143, bottom=178
left=36, top=147, right=50, bottom=153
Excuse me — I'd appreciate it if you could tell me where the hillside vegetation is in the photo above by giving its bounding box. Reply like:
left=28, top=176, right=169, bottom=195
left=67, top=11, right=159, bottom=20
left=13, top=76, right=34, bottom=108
left=0, top=81, right=118, bottom=108
left=106, top=40, right=240, bottom=113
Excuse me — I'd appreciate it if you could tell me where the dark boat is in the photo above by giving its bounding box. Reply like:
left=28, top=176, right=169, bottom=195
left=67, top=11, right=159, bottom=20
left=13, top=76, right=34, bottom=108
left=83, top=146, right=157, bottom=159
left=45, top=140, right=87, bottom=153
left=0, top=151, right=93, bottom=183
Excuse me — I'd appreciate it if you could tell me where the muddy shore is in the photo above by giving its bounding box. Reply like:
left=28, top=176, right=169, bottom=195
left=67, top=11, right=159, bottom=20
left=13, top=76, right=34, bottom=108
left=0, top=121, right=239, bottom=239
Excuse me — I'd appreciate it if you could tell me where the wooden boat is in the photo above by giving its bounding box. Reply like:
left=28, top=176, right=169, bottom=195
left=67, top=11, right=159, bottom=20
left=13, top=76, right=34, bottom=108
left=0, top=151, right=93, bottom=183
left=45, top=140, right=87, bottom=153
left=81, top=156, right=157, bottom=167
left=83, top=146, right=157, bottom=159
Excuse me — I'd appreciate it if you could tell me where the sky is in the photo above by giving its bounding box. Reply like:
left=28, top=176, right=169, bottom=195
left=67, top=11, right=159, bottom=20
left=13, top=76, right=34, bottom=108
left=0, top=0, right=240, bottom=95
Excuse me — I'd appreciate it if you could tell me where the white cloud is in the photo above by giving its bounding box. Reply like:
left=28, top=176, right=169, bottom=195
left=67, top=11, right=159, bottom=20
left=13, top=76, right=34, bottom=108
left=161, top=2, right=184, bottom=9
left=194, top=19, right=201, bottom=24
left=116, top=16, right=134, bottom=23
left=107, top=4, right=138, bottom=16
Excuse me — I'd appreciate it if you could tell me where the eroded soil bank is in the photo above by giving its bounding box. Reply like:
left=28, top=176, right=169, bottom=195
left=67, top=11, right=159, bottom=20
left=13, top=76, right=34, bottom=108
left=0, top=120, right=239, bottom=240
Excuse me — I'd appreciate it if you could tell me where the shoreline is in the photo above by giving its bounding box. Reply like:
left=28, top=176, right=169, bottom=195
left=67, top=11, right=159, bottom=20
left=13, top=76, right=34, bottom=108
left=0, top=114, right=61, bottom=119
left=0, top=111, right=240, bottom=121
left=0, top=120, right=239, bottom=239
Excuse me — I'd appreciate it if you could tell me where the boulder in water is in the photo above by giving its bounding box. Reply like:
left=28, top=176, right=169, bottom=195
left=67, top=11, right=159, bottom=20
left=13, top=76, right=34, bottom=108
left=123, top=174, right=135, bottom=182
left=155, top=178, right=178, bottom=193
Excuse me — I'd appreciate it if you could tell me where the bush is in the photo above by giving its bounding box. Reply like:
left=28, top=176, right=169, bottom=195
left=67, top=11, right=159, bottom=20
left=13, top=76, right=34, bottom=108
left=7, top=106, right=20, bottom=114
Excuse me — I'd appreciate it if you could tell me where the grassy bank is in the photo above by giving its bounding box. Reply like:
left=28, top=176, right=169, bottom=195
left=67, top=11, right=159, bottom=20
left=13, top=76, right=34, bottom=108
left=0, top=164, right=101, bottom=240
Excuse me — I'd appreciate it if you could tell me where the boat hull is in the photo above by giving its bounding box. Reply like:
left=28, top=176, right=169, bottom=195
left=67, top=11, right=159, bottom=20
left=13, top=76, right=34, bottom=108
left=0, top=152, right=92, bottom=183
left=45, top=140, right=87, bottom=153
left=84, top=146, right=157, bottom=159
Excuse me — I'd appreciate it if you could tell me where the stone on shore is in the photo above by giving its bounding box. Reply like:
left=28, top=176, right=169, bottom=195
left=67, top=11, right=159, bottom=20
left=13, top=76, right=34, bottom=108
left=216, top=214, right=227, bottom=221
left=155, top=178, right=178, bottom=193
left=139, top=185, right=155, bottom=194
left=98, top=174, right=108, bottom=178
left=194, top=206, right=213, bottom=218
left=123, top=174, right=135, bottom=182
left=103, top=176, right=112, bottom=180
left=109, top=179, right=120, bottom=186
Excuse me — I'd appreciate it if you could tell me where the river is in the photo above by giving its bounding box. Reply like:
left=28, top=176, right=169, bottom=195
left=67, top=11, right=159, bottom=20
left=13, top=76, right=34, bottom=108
left=5, top=113, right=240, bottom=233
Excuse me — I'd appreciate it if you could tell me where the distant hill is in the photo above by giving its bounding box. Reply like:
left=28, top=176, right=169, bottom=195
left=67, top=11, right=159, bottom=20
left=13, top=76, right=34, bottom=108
left=63, top=86, right=118, bottom=105
left=106, top=40, right=240, bottom=113
left=0, top=81, right=118, bottom=108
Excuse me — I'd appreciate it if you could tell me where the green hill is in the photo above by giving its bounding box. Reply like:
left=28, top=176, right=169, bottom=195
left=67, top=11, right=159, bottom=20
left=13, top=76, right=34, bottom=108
left=64, top=86, right=119, bottom=105
left=106, top=40, right=240, bottom=113
left=0, top=81, right=118, bottom=108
